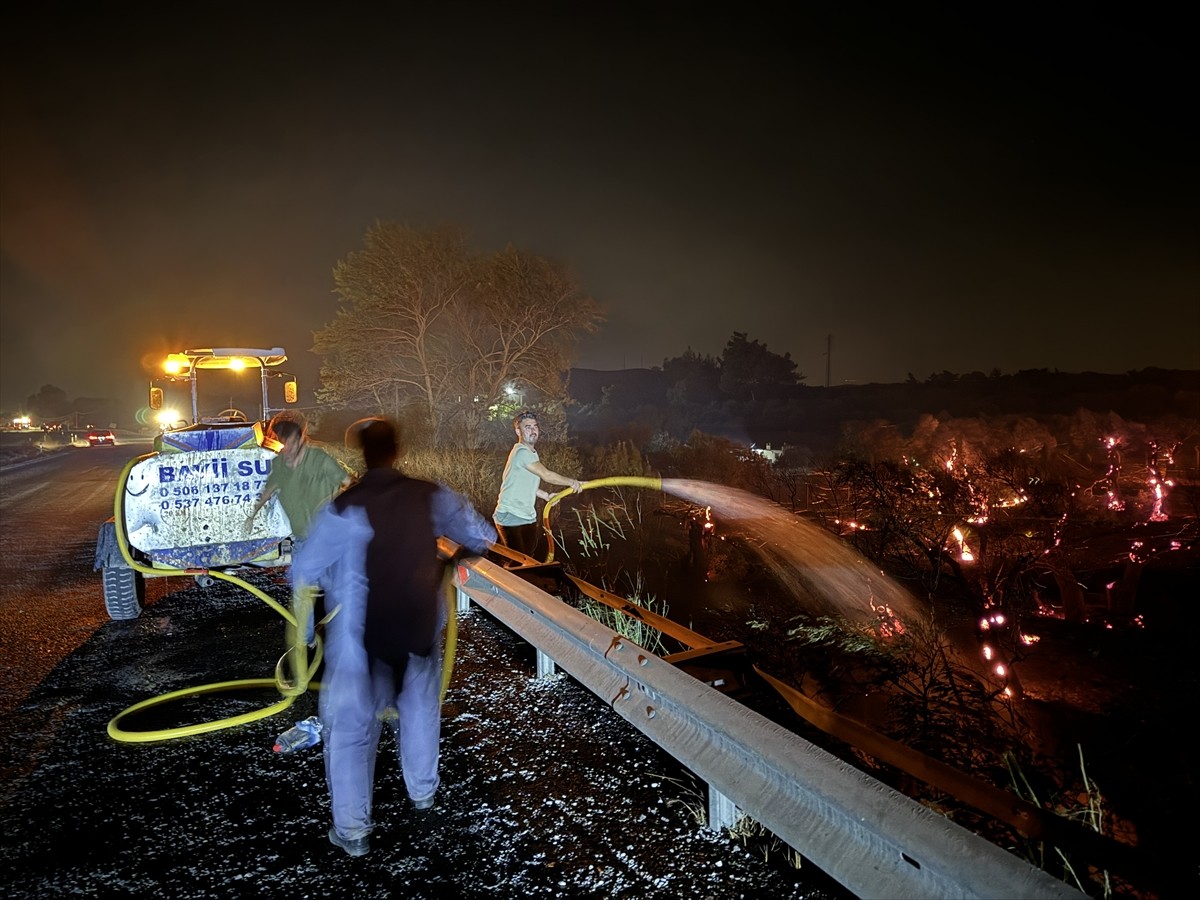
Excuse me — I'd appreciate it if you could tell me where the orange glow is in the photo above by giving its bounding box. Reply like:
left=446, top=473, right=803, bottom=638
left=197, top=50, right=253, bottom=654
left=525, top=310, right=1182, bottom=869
left=951, top=526, right=974, bottom=562
left=868, top=597, right=906, bottom=638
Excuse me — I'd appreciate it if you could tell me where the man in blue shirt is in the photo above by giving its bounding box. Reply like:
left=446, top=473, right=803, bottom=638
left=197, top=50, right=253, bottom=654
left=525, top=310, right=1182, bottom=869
left=292, top=418, right=496, bottom=858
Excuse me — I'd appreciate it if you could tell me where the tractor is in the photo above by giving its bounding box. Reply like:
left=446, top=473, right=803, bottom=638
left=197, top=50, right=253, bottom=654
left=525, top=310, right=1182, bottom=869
left=94, top=347, right=302, bottom=620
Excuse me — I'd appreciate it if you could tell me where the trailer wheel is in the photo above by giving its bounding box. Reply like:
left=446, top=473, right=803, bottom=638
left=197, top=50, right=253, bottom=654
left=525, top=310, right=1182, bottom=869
left=102, top=567, right=145, bottom=620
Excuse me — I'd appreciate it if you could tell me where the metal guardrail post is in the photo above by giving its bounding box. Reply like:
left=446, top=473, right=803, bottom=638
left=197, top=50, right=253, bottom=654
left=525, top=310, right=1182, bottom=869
left=446, top=545, right=1086, bottom=900
left=707, top=789, right=738, bottom=833
left=536, top=648, right=557, bottom=679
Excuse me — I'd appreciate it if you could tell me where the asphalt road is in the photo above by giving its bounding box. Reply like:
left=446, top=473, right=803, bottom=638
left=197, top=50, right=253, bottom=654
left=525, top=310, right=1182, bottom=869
left=0, top=440, right=154, bottom=718
left=0, top=445, right=846, bottom=899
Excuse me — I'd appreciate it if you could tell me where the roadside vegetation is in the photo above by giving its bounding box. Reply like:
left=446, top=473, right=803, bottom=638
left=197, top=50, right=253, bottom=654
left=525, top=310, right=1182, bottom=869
left=386, top=400, right=1194, bottom=898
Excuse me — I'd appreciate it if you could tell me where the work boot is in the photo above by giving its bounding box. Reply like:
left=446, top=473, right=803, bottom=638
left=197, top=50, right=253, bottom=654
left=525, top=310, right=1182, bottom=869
left=328, top=827, right=369, bottom=857
left=411, top=793, right=436, bottom=811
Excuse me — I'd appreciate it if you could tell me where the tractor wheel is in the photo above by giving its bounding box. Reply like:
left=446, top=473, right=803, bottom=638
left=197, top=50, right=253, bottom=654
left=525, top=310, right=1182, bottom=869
left=102, top=567, right=145, bottom=620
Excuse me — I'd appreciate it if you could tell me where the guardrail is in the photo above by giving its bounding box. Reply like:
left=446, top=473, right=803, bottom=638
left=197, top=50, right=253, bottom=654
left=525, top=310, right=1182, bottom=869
left=448, top=547, right=1085, bottom=900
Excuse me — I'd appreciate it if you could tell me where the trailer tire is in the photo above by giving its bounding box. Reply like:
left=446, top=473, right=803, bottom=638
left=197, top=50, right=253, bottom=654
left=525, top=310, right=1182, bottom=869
left=103, top=567, right=145, bottom=620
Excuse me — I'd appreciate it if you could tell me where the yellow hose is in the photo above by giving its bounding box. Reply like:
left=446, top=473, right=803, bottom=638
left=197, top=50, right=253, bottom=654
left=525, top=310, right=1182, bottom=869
left=441, top=572, right=457, bottom=703
left=540, top=476, right=663, bottom=563
left=105, top=453, right=464, bottom=742
left=106, top=454, right=322, bottom=742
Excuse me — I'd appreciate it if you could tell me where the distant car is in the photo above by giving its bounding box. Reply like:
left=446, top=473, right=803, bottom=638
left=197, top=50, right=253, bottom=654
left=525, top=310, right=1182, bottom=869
left=86, top=430, right=116, bottom=446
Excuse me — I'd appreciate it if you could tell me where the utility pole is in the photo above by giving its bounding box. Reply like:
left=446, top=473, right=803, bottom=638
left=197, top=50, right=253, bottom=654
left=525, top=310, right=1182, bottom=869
left=824, top=334, right=832, bottom=388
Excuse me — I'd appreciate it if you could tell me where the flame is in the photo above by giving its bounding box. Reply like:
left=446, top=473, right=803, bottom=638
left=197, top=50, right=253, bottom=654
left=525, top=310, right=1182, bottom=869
left=868, top=596, right=906, bottom=638
left=951, top=527, right=974, bottom=562
left=1146, top=440, right=1176, bottom=522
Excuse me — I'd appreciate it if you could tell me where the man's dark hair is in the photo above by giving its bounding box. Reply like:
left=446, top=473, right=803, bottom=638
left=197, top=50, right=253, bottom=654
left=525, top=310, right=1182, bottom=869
left=271, top=419, right=303, bottom=443
left=357, top=419, right=399, bottom=469
left=513, top=410, right=538, bottom=428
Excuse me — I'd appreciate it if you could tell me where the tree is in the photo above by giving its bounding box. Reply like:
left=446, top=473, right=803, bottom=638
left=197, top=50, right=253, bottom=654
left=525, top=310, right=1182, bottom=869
left=718, top=332, right=802, bottom=400
left=25, top=385, right=70, bottom=421
left=314, top=222, right=603, bottom=446
left=662, top=347, right=720, bottom=405
left=314, top=223, right=469, bottom=433
left=455, top=245, right=602, bottom=444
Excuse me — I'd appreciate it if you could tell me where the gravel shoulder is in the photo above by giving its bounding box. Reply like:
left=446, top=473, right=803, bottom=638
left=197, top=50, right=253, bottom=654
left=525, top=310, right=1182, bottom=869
left=0, top=573, right=848, bottom=899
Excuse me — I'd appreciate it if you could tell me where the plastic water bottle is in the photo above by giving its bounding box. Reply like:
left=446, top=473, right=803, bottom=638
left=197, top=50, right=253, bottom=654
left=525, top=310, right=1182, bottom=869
left=273, top=716, right=322, bottom=754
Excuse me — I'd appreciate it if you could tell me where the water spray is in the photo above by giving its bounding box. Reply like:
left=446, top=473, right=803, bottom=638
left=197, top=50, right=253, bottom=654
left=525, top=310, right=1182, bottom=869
left=542, top=475, right=929, bottom=633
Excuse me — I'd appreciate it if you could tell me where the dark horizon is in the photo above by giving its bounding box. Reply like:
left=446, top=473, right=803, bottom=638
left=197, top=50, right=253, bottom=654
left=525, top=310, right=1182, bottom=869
left=3, top=4, right=1197, bottom=417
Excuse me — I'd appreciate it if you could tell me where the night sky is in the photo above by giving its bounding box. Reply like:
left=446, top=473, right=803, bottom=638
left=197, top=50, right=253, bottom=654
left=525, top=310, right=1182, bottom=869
left=2, top=2, right=1196, bottom=417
